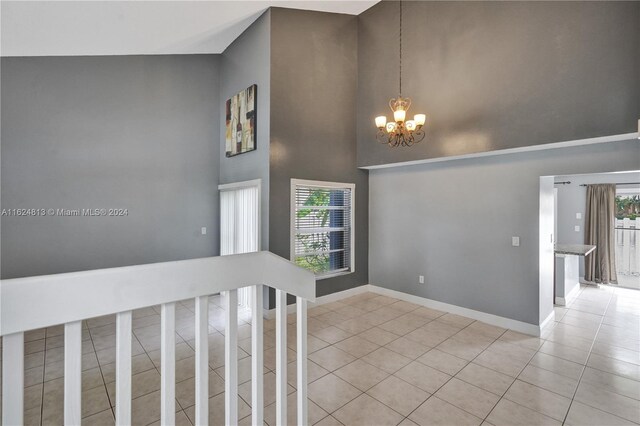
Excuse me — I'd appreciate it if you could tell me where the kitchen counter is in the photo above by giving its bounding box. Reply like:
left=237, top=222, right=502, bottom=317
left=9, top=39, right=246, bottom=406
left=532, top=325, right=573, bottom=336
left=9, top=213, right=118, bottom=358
left=554, top=243, right=596, bottom=306
left=555, top=244, right=596, bottom=256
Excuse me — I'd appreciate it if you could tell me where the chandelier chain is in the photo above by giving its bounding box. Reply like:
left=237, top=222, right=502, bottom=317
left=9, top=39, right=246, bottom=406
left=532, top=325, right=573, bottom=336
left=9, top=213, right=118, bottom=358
left=399, top=0, right=402, bottom=96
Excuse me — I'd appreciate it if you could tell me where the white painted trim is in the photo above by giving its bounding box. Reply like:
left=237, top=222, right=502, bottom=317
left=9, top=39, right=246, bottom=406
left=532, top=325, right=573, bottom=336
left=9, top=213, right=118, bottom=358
left=539, top=310, right=556, bottom=332
left=266, top=284, right=547, bottom=336
left=367, top=285, right=545, bottom=336
left=361, top=133, right=638, bottom=170
left=554, top=283, right=580, bottom=307
left=218, top=178, right=262, bottom=191
left=290, top=178, right=356, bottom=277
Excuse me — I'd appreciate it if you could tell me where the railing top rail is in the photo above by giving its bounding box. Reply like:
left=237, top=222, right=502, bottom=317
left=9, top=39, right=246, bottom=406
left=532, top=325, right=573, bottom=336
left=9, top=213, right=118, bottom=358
left=0, top=251, right=315, bottom=336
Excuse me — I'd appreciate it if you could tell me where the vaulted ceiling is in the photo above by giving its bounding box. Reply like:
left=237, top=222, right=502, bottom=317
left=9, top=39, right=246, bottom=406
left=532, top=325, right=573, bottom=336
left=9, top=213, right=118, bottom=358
left=1, top=1, right=379, bottom=57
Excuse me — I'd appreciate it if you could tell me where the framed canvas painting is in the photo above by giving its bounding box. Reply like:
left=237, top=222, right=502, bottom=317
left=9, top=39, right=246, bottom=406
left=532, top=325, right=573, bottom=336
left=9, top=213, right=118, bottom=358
left=225, top=84, right=257, bottom=157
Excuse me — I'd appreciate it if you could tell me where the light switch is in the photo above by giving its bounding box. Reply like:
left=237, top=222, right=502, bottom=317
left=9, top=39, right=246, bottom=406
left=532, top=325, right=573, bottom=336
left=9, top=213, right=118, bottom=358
left=512, top=236, right=520, bottom=247
left=201, top=227, right=207, bottom=235
left=574, top=225, right=580, bottom=232
left=419, top=275, right=425, bottom=284
left=576, top=212, right=582, bottom=219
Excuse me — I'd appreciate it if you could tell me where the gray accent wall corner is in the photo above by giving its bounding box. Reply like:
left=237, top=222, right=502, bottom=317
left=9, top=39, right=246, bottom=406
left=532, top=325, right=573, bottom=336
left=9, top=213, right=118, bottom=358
left=269, top=8, right=369, bottom=306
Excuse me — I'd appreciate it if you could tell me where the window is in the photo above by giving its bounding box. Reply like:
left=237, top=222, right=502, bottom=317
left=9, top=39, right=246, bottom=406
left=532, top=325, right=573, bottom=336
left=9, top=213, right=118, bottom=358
left=291, top=179, right=355, bottom=279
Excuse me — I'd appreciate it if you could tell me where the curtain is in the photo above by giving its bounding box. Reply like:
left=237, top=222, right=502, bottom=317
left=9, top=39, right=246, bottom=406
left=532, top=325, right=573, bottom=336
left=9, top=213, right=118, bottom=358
left=584, top=184, right=617, bottom=284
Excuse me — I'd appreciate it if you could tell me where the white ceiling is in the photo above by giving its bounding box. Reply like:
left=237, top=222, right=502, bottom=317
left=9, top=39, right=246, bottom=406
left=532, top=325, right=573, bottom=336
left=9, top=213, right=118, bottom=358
left=1, top=1, right=379, bottom=57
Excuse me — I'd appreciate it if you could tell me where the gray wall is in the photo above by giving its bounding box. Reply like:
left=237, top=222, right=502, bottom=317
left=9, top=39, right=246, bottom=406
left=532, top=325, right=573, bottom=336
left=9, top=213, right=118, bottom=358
left=269, top=8, right=369, bottom=305
left=555, top=171, right=640, bottom=277
left=220, top=10, right=271, bottom=251
left=369, top=140, right=640, bottom=325
left=1, top=55, right=220, bottom=278
left=357, top=1, right=640, bottom=167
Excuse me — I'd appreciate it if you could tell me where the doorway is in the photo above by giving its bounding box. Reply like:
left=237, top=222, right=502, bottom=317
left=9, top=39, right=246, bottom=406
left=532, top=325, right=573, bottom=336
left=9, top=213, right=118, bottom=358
left=219, top=179, right=261, bottom=307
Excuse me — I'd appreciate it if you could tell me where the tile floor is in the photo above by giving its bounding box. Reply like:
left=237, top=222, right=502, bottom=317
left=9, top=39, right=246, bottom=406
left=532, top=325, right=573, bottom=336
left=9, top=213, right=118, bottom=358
left=1, top=285, right=639, bottom=425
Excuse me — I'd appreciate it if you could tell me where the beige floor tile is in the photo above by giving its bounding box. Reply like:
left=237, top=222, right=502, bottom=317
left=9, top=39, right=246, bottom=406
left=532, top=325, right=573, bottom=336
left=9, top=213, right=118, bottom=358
left=82, top=385, right=112, bottom=418
left=409, top=396, right=482, bottom=426
left=587, top=352, right=640, bottom=381
left=183, top=391, right=251, bottom=425
left=417, top=348, right=468, bottom=375
left=24, top=365, right=44, bottom=388
left=334, top=335, right=380, bottom=358
left=384, top=336, right=431, bottom=359
left=405, top=321, right=460, bottom=347
left=517, top=364, right=578, bottom=398
left=314, top=415, right=345, bottom=425
left=367, top=375, right=429, bottom=416
left=24, top=406, right=42, bottom=426
left=358, top=327, right=400, bottom=346
left=436, top=336, right=487, bottom=361
left=528, top=352, right=584, bottom=380
left=263, top=392, right=328, bottom=426
left=307, top=373, right=361, bottom=413
left=361, top=347, right=411, bottom=374
left=473, top=348, right=528, bottom=377
left=101, top=353, right=156, bottom=384
left=175, top=371, right=225, bottom=409
left=464, top=321, right=506, bottom=339
left=580, top=366, right=640, bottom=400
left=397, top=418, right=420, bottom=426
left=333, top=393, right=404, bottom=426
left=565, top=400, right=636, bottom=426
left=288, top=359, right=330, bottom=389
left=311, top=326, right=352, bottom=344
left=486, top=398, right=561, bottom=426
left=238, top=371, right=295, bottom=407
left=574, top=380, right=640, bottom=423
left=82, top=408, right=115, bottom=425
left=435, top=377, right=500, bottom=419
left=456, top=363, right=514, bottom=396
left=591, top=341, right=640, bottom=365
left=308, top=346, right=356, bottom=372
left=437, top=313, right=475, bottom=328
left=503, top=380, right=571, bottom=421
left=394, top=361, right=451, bottom=394
left=334, top=359, right=389, bottom=391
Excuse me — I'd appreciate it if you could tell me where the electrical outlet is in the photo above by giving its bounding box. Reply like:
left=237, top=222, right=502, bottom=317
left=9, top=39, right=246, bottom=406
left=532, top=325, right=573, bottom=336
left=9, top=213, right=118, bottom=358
left=512, top=236, right=520, bottom=247
left=576, top=212, right=582, bottom=219
left=201, top=227, right=207, bottom=235
left=574, top=225, right=580, bottom=232
left=419, top=275, right=425, bottom=284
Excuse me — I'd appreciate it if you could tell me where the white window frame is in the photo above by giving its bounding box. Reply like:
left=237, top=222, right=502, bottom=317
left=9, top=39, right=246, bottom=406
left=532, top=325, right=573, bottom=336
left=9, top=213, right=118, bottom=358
left=290, top=178, right=355, bottom=280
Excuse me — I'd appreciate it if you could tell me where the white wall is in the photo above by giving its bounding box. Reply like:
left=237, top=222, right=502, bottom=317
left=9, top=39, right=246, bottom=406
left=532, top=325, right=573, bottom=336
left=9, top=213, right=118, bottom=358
left=369, top=139, right=639, bottom=326
left=554, top=171, right=640, bottom=277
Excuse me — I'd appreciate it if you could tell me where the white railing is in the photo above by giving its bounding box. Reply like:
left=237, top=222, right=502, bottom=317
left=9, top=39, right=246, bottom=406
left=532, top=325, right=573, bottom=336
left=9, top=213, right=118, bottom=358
left=0, top=251, right=315, bottom=425
left=615, top=218, right=640, bottom=276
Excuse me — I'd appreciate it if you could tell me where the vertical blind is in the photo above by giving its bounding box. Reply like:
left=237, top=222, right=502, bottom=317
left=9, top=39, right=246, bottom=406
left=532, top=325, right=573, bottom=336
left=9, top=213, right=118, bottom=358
left=293, top=184, right=353, bottom=277
left=221, top=184, right=260, bottom=307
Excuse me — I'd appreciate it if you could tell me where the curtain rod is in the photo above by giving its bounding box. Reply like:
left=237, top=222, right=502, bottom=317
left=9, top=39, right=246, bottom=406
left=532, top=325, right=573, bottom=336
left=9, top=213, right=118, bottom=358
left=579, top=182, right=640, bottom=187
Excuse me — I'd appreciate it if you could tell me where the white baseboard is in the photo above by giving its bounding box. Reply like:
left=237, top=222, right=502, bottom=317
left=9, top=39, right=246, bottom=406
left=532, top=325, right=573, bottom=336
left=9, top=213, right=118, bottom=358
left=264, top=283, right=546, bottom=336
left=539, top=309, right=556, bottom=333
left=366, top=284, right=544, bottom=336
left=263, top=285, right=371, bottom=320
left=555, top=283, right=581, bottom=306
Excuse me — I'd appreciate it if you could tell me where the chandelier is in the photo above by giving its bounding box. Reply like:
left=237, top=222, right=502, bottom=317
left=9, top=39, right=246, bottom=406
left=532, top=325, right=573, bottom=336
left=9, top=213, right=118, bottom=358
left=375, top=1, right=426, bottom=147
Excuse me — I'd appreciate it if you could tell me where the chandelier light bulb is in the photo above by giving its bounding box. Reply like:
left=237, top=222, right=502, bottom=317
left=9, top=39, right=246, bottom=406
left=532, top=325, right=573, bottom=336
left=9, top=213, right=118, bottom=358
left=375, top=116, right=387, bottom=129
left=406, top=120, right=416, bottom=131
left=393, top=109, right=406, bottom=123
left=414, top=114, right=426, bottom=127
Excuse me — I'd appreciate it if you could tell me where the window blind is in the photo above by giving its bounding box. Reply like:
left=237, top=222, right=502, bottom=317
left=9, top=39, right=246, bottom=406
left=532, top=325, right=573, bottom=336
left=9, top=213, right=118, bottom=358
left=293, top=183, right=353, bottom=277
